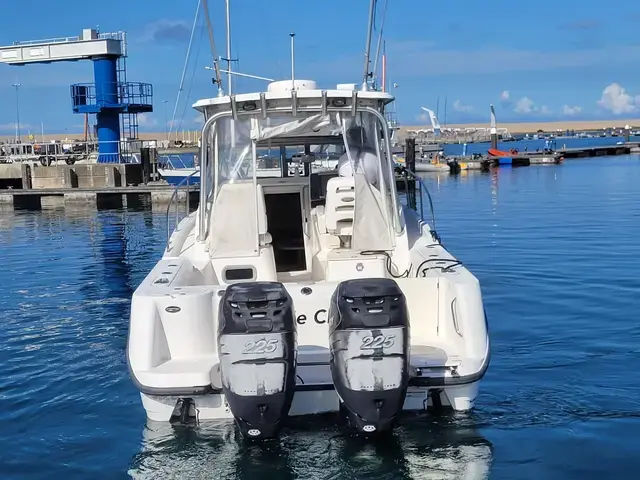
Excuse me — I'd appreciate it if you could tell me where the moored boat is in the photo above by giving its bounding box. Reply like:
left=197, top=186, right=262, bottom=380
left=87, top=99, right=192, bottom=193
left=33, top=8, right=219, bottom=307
left=126, top=78, right=490, bottom=440
left=126, top=0, right=489, bottom=441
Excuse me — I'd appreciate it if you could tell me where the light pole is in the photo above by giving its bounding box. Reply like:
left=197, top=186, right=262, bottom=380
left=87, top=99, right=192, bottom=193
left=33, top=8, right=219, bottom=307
left=12, top=83, right=21, bottom=142
left=162, top=99, right=169, bottom=143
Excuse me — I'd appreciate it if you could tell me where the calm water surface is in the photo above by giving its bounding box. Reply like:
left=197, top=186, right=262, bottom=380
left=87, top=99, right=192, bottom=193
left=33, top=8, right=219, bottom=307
left=1, top=155, right=640, bottom=479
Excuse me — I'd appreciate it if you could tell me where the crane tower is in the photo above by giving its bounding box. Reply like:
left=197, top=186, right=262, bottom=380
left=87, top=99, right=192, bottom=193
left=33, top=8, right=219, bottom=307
left=0, top=28, right=153, bottom=163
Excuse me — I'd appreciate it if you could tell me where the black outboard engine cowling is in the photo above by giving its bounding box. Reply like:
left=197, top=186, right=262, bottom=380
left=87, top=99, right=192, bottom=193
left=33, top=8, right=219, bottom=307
left=218, top=282, right=296, bottom=440
left=329, top=278, right=410, bottom=435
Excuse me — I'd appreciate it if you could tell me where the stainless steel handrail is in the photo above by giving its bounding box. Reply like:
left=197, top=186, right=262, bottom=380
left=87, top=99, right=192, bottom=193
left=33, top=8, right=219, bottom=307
left=400, top=167, right=440, bottom=243
left=165, top=170, right=200, bottom=249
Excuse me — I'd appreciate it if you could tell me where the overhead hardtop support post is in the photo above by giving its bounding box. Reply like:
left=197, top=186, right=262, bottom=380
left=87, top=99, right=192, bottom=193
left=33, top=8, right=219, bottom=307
left=260, top=93, right=267, bottom=119
left=290, top=33, right=296, bottom=91
left=362, top=0, right=376, bottom=90
left=321, top=91, right=328, bottom=116
left=292, top=90, right=298, bottom=117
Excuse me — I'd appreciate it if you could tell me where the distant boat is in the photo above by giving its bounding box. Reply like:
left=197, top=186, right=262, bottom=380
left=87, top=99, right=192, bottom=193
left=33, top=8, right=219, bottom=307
left=157, top=154, right=200, bottom=185
left=488, top=148, right=514, bottom=157
left=157, top=166, right=200, bottom=185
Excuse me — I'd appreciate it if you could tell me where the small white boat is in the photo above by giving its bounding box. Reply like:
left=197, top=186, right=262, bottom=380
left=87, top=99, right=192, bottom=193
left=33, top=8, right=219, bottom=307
left=126, top=79, right=490, bottom=439
left=393, top=155, right=452, bottom=173
left=414, top=161, right=451, bottom=173
left=157, top=167, right=200, bottom=185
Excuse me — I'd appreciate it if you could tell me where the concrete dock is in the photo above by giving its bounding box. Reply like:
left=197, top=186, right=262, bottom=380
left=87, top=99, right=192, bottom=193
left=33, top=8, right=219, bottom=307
left=484, top=143, right=639, bottom=167
left=558, top=143, right=638, bottom=158
left=0, top=185, right=198, bottom=211
left=446, top=142, right=639, bottom=171
left=0, top=161, right=199, bottom=211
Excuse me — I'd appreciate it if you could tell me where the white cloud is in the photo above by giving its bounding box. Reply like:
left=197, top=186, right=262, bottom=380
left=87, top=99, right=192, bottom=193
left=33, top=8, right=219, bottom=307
left=453, top=99, right=473, bottom=112
left=512, top=97, right=551, bottom=115
left=137, top=113, right=158, bottom=127
left=597, top=83, right=640, bottom=114
left=562, top=105, right=582, bottom=116
left=500, top=90, right=510, bottom=102
left=514, top=97, right=536, bottom=114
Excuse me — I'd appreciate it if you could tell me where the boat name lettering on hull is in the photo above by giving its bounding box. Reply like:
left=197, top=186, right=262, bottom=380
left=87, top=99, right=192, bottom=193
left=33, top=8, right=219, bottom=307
left=296, top=309, right=327, bottom=325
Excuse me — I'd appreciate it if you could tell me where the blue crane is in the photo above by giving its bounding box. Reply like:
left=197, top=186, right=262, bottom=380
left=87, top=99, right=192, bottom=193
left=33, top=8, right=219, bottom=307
left=0, top=28, right=153, bottom=163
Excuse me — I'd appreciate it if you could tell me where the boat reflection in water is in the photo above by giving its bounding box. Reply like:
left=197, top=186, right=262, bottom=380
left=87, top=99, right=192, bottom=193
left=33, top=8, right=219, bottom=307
left=128, top=413, right=493, bottom=479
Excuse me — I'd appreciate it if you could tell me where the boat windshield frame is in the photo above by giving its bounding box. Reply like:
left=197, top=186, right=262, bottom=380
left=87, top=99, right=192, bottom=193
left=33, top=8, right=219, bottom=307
left=196, top=101, right=400, bottom=244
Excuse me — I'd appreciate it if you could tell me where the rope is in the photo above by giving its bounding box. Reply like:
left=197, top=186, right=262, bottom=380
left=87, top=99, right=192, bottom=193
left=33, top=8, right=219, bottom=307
left=169, top=0, right=201, bottom=143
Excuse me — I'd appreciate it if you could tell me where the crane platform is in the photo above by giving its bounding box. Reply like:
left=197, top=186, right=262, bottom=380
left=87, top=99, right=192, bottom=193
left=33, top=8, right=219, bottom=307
left=0, top=30, right=124, bottom=65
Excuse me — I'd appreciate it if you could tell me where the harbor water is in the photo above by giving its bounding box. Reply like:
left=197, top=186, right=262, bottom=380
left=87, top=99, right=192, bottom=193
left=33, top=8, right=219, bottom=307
left=1, top=155, right=640, bottom=479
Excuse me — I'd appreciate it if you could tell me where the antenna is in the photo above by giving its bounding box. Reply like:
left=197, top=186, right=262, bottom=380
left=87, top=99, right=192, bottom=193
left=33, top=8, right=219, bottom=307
left=371, top=0, right=389, bottom=90
left=12, top=82, right=21, bottom=142
left=362, top=0, right=376, bottom=91
left=201, top=0, right=223, bottom=96
left=490, top=104, right=498, bottom=149
left=290, top=33, right=296, bottom=90
left=444, top=97, right=448, bottom=129
left=169, top=0, right=202, bottom=141
left=381, top=40, right=386, bottom=92
left=225, top=0, right=232, bottom=94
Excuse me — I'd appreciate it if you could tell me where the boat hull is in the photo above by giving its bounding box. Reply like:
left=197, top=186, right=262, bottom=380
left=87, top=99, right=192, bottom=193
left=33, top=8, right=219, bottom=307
left=139, top=380, right=481, bottom=422
left=157, top=168, right=200, bottom=185
left=413, top=162, right=451, bottom=173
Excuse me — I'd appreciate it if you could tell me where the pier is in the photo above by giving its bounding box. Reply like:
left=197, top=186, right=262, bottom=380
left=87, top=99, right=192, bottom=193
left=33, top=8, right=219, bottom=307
left=401, top=139, right=639, bottom=173
left=484, top=143, right=640, bottom=167
left=0, top=160, right=198, bottom=211
left=0, top=185, right=198, bottom=211
left=559, top=143, right=639, bottom=158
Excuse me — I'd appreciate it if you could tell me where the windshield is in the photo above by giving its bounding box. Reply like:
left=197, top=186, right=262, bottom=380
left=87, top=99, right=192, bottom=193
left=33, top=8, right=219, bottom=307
left=340, top=113, right=396, bottom=250
left=200, top=108, right=400, bottom=256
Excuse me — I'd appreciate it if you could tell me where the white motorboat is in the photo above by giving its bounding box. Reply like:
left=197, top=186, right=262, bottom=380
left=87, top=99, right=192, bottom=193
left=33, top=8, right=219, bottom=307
left=157, top=163, right=200, bottom=186
left=126, top=78, right=491, bottom=439
left=414, top=161, right=451, bottom=173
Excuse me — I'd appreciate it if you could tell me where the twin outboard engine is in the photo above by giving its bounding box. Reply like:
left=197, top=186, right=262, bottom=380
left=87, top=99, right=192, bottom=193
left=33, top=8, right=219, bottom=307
left=218, top=282, right=296, bottom=440
left=329, top=278, right=410, bottom=435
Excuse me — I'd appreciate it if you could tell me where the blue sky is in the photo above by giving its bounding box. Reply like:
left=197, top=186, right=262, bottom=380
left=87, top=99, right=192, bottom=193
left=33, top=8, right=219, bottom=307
left=1, top=0, right=639, bottom=135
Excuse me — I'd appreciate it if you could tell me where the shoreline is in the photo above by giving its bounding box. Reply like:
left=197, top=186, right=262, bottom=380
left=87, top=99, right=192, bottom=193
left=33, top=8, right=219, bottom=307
left=1, top=119, right=639, bottom=142
left=400, top=118, right=639, bottom=135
